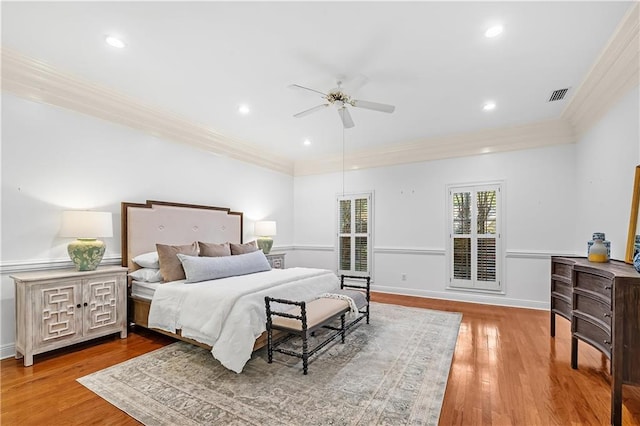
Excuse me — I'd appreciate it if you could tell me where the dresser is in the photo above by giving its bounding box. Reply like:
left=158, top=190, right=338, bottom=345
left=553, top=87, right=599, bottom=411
left=11, top=266, right=128, bottom=366
left=550, top=257, right=640, bottom=426
left=265, top=253, right=285, bottom=269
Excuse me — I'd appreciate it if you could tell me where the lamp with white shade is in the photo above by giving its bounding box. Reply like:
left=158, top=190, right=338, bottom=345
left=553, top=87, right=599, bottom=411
left=254, top=220, right=276, bottom=254
left=59, top=211, right=113, bottom=271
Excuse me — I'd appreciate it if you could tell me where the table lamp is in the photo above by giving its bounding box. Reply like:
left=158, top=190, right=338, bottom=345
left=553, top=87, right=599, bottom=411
left=255, top=221, right=276, bottom=254
left=59, top=210, right=113, bottom=271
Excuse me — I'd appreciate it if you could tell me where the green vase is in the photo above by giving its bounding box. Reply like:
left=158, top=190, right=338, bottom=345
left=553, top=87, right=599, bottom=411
left=67, top=238, right=106, bottom=271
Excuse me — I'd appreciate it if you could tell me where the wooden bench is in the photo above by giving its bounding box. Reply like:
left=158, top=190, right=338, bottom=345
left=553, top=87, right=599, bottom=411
left=264, top=275, right=370, bottom=375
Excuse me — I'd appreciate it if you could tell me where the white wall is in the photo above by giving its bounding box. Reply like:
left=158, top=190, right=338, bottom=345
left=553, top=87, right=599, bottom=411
left=574, top=86, right=640, bottom=253
left=293, top=144, right=579, bottom=309
left=292, top=86, right=639, bottom=310
left=0, top=93, right=294, bottom=357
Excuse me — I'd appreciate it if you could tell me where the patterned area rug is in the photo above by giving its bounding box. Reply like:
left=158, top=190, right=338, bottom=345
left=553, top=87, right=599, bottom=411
left=78, top=303, right=461, bottom=425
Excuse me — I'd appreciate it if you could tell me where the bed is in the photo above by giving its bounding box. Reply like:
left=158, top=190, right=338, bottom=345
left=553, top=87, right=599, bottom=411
left=121, top=200, right=341, bottom=373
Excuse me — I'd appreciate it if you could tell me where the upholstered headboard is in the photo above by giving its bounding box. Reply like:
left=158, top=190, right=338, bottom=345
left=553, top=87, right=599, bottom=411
left=121, top=200, right=243, bottom=269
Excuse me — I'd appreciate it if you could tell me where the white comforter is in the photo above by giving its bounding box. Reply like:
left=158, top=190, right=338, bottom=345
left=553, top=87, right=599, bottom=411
left=148, top=267, right=339, bottom=373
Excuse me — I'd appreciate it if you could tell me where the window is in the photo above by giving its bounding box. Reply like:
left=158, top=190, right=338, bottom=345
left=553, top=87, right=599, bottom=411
left=447, top=183, right=502, bottom=291
left=337, top=193, right=372, bottom=277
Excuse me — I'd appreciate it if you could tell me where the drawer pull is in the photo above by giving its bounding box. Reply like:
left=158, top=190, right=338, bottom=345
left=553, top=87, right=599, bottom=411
left=604, top=340, right=611, bottom=345
left=604, top=313, right=611, bottom=318
left=76, top=304, right=81, bottom=309
left=604, top=285, right=612, bottom=290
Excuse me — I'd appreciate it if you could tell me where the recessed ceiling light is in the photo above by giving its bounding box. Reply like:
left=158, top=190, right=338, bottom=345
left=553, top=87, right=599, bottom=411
left=303, top=139, right=311, bottom=146
left=483, top=102, right=496, bottom=111
left=485, top=25, right=504, bottom=38
left=238, top=104, right=250, bottom=115
left=105, top=36, right=126, bottom=49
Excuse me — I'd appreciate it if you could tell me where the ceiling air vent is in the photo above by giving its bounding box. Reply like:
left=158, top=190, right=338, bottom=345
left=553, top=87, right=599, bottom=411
left=548, top=88, right=569, bottom=102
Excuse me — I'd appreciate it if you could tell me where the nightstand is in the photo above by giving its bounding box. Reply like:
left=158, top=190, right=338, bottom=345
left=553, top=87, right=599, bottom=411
left=265, top=253, right=286, bottom=269
left=11, top=265, right=128, bottom=366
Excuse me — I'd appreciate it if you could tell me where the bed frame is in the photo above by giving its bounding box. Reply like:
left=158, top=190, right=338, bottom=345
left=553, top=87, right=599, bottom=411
left=121, top=200, right=271, bottom=349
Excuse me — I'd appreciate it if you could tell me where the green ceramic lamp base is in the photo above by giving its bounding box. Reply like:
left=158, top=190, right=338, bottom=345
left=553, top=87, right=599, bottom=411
left=257, top=237, right=274, bottom=254
left=67, top=238, right=106, bottom=271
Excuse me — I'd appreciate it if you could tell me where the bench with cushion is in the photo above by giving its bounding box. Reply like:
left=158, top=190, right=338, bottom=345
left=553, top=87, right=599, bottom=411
left=264, top=275, right=370, bottom=374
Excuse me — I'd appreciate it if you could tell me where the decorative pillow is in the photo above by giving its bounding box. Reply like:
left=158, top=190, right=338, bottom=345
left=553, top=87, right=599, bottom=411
left=198, top=241, right=231, bottom=257
left=177, top=250, right=271, bottom=283
left=132, top=251, right=160, bottom=269
left=128, top=268, right=163, bottom=283
left=156, top=242, right=198, bottom=282
left=230, top=240, right=258, bottom=255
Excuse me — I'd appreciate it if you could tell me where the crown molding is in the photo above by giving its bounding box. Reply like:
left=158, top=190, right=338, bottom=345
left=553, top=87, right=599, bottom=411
left=0, top=48, right=294, bottom=175
left=562, top=3, right=639, bottom=138
left=294, top=118, right=575, bottom=176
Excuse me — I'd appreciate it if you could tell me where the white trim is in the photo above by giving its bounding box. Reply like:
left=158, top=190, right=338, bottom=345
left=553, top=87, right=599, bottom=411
left=295, top=119, right=575, bottom=176
left=374, top=247, right=445, bottom=256
left=0, top=343, right=16, bottom=360
left=1, top=48, right=293, bottom=175
left=505, top=250, right=580, bottom=260
left=1, top=256, right=122, bottom=274
left=372, top=285, right=548, bottom=311
left=291, top=245, right=335, bottom=252
left=562, top=3, right=639, bottom=138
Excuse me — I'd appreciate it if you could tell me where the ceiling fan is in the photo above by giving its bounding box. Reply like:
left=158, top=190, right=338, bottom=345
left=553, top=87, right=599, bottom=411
left=289, top=80, right=395, bottom=129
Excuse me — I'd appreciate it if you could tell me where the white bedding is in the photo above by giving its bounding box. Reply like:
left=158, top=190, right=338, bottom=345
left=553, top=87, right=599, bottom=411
left=131, top=280, right=160, bottom=300
left=148, top=267, right=339, bottom=373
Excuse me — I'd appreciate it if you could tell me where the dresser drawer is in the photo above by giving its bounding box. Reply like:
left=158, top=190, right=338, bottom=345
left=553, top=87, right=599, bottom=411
left=574, top=271, right=612, bottom=301
left=552, top=260, right=573, bottom=280
left=574, top=290, right=611, bottom=330
left=552, top=279, right=572, bottom=299
left=573, top=314, right=611, bottom=358
left=551, top=295, right=571, bottom=320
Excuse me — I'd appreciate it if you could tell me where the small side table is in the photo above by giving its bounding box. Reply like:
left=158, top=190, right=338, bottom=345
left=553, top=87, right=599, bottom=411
left=265, top=253, right=286, bottom=269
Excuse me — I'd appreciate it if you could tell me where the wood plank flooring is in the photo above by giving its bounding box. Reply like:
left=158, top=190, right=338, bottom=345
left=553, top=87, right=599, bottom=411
left=2, top=294, right=640, bottom=425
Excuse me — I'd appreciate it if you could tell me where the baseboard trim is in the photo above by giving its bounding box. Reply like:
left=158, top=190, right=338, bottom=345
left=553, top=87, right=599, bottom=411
left=0, top=343, right=16, bottom=360
left=372, top=285, right=549, bottom=310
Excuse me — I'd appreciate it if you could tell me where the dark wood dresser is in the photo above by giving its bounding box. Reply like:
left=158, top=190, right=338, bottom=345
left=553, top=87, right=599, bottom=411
left=551, top=257, right=640, bottom=426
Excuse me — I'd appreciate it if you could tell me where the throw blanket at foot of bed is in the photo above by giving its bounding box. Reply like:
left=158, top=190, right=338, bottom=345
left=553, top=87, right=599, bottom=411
left=148, top=267, right=339, bottom=373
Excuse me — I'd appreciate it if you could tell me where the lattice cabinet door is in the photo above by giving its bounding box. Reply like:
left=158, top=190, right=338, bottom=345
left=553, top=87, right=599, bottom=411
left=33, top=280, right=83, bottom=351
left=83, top=274, right=126, bottom=337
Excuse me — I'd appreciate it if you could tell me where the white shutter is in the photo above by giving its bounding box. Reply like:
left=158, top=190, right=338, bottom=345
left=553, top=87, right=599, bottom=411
left=338, top=193, right=372, bottom=276
left=448, top=183, right=501, bottom=291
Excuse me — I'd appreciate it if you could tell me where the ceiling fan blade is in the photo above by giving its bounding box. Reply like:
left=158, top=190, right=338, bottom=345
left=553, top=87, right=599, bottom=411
left=338, top=107, right=355, bottom=129
left=353, top=99, right=395, bottom=113
left=288, top=84, right=327, bottom=97
left=293, top=104, right=329, bottom=118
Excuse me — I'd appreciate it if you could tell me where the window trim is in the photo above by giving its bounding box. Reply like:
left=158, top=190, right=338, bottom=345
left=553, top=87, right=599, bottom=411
left=336, top=191, right=374, bottom=279
left=445, top=181, right=504, bottom=294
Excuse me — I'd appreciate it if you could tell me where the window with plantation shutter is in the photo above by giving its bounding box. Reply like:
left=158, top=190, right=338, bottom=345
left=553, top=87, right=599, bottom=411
left=448, top=183, right=502, bottom=291
left=338, top=193, right=372, bottom=277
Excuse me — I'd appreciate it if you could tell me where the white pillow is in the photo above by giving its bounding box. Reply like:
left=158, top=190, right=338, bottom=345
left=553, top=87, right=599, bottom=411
left=132, top=251, right=160, bottom=269
left=128, top=268, right=163, bottom=283
left=177, top=250, right=271, bottom=283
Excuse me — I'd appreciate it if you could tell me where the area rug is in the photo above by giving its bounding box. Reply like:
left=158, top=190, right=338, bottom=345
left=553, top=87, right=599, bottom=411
left=78, top=302, right=461, bottom=425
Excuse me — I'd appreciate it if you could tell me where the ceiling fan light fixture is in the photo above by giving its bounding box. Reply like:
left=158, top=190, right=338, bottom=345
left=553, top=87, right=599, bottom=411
left=238, top=104, right=250, bottom=115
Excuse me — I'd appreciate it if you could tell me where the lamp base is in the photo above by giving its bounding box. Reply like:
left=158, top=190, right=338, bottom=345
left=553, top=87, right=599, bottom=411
left=68, top=238, right=106, bottom=271
left=257, top=237, right=274, bottom=254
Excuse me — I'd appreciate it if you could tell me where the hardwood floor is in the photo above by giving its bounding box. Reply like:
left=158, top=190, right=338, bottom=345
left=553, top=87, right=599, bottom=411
left=2, top=294, right=640, bottom=425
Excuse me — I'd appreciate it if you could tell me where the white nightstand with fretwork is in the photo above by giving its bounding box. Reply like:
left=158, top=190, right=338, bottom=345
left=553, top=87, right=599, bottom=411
left=265, top=253, right=286, bottom=269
